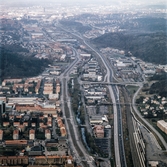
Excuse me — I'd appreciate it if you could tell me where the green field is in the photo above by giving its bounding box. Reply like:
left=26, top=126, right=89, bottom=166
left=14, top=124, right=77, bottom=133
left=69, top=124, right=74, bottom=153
left=125, top=85, right=139, bottom=96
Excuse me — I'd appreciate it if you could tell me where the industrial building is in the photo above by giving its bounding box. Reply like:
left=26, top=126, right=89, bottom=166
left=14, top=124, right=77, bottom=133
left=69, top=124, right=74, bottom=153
left=157, top=120, right=167, bottom=134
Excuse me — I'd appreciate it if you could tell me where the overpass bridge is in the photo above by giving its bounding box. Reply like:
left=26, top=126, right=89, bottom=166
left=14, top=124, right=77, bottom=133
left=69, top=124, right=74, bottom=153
left=80, top=81, right=142, bottom=86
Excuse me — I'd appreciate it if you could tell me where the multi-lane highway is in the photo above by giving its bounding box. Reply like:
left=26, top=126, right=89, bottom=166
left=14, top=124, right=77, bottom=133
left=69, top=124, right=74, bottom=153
left=65, top=28, right=126, bottom=167
left=60, top=47, right=95, bottom=167
left=107, top=59, right=127, bottom=167
left=57, top=23, right=127, bottom=167
left=56, top=22, right=167, bottom=167
left=82, top=37, right=126, bottom=167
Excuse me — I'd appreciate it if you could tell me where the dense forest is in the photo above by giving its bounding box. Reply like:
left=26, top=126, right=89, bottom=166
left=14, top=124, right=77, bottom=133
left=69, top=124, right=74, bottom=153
left=0, top=46, right=50, bottom=80
left=92, top=16, right=167, bottom=65
left=149, top=73, right=167, bottom=97
left=132, top=17, right=166, bottom=32
left=92, top=32, right=167, bottom=65
left=149, top=80, right=167, bottom=97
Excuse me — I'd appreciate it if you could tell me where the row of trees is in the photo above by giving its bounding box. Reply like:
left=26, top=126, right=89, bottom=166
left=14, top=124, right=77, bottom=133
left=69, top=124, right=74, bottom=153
left=68, top=78, right=85, bottom=124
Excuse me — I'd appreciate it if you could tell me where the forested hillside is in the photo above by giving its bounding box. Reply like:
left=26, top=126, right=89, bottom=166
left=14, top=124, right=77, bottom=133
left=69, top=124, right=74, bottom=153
left=92, top=32, right=167, bottom=65
left=0, top=46, right=50, bottom=80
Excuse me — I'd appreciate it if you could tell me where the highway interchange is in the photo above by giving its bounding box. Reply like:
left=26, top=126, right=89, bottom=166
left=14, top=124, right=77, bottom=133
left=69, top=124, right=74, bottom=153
left=55, top=23, right=167, bottom=167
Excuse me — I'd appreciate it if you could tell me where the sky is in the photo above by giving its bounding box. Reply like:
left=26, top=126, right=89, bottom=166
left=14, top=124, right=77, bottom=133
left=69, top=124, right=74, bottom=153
left=1, top=0, right=166, bottom=7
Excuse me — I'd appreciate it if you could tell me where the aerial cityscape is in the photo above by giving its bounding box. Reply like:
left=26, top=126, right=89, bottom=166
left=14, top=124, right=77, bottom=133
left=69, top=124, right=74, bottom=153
left=0, top=0, right=167, bottom=167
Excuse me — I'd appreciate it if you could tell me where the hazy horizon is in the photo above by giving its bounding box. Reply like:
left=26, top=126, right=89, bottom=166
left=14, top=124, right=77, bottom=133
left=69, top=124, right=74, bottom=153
left=1, top=0, right=166, bottom=7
